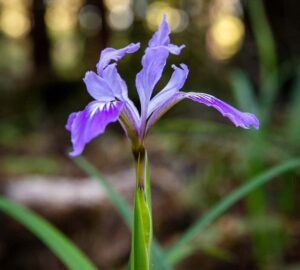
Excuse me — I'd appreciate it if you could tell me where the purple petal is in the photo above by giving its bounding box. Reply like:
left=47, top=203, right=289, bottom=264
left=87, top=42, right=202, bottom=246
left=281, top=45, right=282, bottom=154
left=148, top=64, right=189, bottom=116
left=136, top=47, right=169, bottom=105
left=148, top=14, right=185, bottom=54
left=146, top=92, right=259, bottom=132
left=136, top=15, right=185, bottom=122
left=166, top=44, right=185, bottom=55
left=185, top=92, right=259, bottom=129
left=101, top=63, right=141, bottom=128
left=146, top=92, right=182, bottom=131
left=66, top=112, right=77, bottom=131
left=96, top=43, right=140, bottom=75
left=148, top=14, right=170, bottom=47
left=102, top=63, right=128, bottom=98
left=66, top=100, right=123, bottom=156
left=83, top=71, right=114, bottom=101
left=119, top=101, right=141, bottom=139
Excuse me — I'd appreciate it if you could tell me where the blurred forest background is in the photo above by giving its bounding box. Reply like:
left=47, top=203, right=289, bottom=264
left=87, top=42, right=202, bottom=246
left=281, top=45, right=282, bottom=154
left=0, top=0, right=299, bottom=269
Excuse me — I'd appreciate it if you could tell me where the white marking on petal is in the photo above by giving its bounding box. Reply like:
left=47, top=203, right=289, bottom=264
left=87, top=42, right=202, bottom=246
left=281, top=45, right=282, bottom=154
left=88, top=100, right=120, bottom=118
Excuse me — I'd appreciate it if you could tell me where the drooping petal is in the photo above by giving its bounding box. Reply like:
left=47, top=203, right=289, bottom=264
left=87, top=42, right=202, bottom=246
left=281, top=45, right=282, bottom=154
left=96, top=43, right=140, bottom=75
left=66, top=112, right=77, bottom=131
left=148, top=64, right=189, bottom=116
left=146, top=92, right=259, bottom=132
left=185, top=92, right=260, bottom=129
left=83, top=71, right=114, bottom=101
left=66, top=100, right=123, bottom=156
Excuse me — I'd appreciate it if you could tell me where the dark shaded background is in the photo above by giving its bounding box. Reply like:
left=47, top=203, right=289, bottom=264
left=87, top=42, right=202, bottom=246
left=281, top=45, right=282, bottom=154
left=0, top=0, right=299, bottom=269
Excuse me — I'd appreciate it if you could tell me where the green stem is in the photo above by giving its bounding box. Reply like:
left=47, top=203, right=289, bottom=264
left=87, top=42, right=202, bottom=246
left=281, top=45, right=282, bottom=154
left=130, top=147, right=153, bottom=270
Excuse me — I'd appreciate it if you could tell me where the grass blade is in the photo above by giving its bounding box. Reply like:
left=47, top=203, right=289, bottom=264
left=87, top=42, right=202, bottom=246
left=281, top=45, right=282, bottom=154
left=230, top=69, right=258, bottom=114
left=165, top=158, right=300, bottom=264
left=286, top=74, right=300, bottom=145
left=0, top=196, right=97, bottom=270
left=73, top=156, right=132, bottom=227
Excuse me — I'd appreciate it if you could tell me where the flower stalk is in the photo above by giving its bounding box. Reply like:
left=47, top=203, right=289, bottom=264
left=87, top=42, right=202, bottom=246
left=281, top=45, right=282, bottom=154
left=131, top=147, right=153, bottom=270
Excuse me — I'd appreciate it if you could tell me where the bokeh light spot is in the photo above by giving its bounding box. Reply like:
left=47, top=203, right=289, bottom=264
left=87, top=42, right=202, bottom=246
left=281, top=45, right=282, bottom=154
left=146, top=2, right=188, bottom=33
left=104, top=0, right=132, bottom=12
left=45, top=7, right=77, bottom=33
left=79, top=5, right=102, bottom=36
left=207, top=15, right=244, bottom=60
left=108, top=8, right=134, bottom=31
left=0, top=9, right=31, bottom=39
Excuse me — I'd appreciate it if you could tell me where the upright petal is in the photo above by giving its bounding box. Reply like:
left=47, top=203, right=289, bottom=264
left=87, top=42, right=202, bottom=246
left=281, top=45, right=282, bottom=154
left=66, top=100, right=123, bottom=156
left=101, top=63, right=128, bottom=98
left=146, top=92, right=259, bottom=132
left=148, top=64, right=189, bottom=116
left=136, top=47, right=169, bottom=105
left=136, top=15, right=185, bottom=123
left=148, top=14, right=185, bottom=54
left=101, top=63, right=141, bottom=129
left=96, top=43, right=140, bottom=75
left=83, top=71, right=114, bottom=101
left=148, top=14, right=170, bottom=47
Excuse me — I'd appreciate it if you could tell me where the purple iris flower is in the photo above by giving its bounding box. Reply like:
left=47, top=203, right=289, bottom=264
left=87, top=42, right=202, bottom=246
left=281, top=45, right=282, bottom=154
left=66, top=16, right=259, bottom=156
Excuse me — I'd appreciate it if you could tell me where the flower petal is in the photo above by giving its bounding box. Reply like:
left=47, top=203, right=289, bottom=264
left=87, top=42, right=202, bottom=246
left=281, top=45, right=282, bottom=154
left=101, top=63, right=141, bottom=129
left=136, top=15, right=185, bottom=125
left=66, top=112, right=77, bottom=131
left=148, top=14, right=170, bottom=47
left=136, top=47, right=169, bottom=105
left=101, top=63, right=128, bottom=98
left=148, top=14, right=185, bottom=54
left=185, top=92, right=260, bottom=129
left=66, top=100, right=123, bottom=156
left=83, top=71, right=114, bottom=101
left=146, top=92, right=259, bottom=132
left=96, top=43, right=140, bottom=75
left=146, top=92, right=182, bottom=131
left=148, top=64, right=189, bottom=116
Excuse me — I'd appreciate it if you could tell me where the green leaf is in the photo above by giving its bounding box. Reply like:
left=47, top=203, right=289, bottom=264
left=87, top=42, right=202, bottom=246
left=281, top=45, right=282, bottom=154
left=246, top=0, right=277, bottom=88
left=165, top=158, right=300, bottom=264
left=286, top=75, right=300, bottom=145
left=0, top=196, right=97, bottom=270
left=230, top=69, right=258, bottom=114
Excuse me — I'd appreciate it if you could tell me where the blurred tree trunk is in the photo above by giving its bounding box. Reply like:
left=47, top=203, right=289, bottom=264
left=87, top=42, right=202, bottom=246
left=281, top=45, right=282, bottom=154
left=89, top=0, right=109, bottom=47
left=30, top=0, right=51, bottom=76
